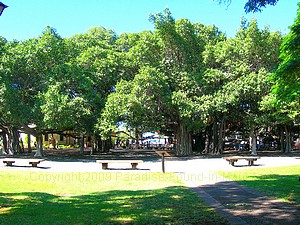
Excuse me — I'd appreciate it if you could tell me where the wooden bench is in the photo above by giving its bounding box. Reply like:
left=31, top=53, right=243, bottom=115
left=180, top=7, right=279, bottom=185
left=28, top=159, right=45, bottom=167
left=223, top=156, right=260, bottom=166
left=96, top=160, right=143, bottom=170
left=2, top=159, right=15, bottom=166
left=2, top=158, right=45, bottom=167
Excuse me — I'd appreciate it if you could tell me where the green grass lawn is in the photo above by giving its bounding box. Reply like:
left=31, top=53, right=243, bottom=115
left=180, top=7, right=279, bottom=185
left=0, top=170, right=228, bottom=225
left=217, top=165, right=300, bottom=206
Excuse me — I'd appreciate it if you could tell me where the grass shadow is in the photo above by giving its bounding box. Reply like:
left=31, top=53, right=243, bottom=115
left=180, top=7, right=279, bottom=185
left=0, top=186, right=228, bottom=225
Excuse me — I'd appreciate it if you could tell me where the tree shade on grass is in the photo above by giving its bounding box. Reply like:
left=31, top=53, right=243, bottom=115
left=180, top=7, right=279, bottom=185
left=0, top=171, right=229, bottom=225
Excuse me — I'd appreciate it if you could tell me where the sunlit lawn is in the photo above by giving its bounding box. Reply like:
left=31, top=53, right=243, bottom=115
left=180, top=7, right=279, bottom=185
left=217, top=165, right=300, bottom=206
left=0, top=170, right=228, bottom=225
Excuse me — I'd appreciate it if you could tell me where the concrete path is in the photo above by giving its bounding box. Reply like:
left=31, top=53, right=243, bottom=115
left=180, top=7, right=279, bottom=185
left=179, top=170, right=300, bottom=225
left=174, top=157, right=300, bottom=225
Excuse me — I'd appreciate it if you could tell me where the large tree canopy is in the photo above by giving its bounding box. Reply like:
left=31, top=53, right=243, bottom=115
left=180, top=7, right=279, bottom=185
left=201, top=18, right=282, bottom=154
left=97, top=9, right=228, bottom=156
left=97, top=9, right=283, bottom=156
left=0, top=6, right=295, bottom=157
left=0, top=27, right=68, bottom=156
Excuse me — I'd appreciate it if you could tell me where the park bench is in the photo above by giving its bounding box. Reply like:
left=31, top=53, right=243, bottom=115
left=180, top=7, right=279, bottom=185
left=2, top=158, right=45, bottom=167
left=96, top=160, right=143, bottom=170
left=223, top=156, right=260, bottom=166
left=28, top=159, right=45, bottom=167
left=2, top=158, right=15, bottom=166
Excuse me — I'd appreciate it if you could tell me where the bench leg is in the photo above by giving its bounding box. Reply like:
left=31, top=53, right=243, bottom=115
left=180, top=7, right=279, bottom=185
left=102, top=163, right=108, bottom=170
left=248, top=160, right=254, bottom=166
left=30, top=162, right=39, bottom=167
left=4, top=161, right=14, bottom=166
left=230, top=160, right=236, bottom=166
left=131, top=163, right=138, bottom=170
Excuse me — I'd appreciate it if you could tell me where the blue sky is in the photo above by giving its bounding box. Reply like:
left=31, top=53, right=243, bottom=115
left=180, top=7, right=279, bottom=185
left=0, top=0, right=298, bottom=41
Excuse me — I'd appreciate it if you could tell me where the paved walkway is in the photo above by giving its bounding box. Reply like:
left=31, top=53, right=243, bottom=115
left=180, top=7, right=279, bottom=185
left=171, top=157, right=300, bottom=225
left=179, top=170, right=300, bottom=225
left=1, top=155, right=300, bottom=224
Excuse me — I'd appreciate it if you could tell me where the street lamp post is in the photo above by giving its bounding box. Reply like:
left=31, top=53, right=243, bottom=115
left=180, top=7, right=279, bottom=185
left=0, top=2, right=8, bottom=16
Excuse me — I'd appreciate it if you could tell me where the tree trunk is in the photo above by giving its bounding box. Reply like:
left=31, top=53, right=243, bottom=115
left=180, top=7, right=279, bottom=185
left=202, top=124, right=212, bottom=154
left=94, top=135, right=100, bottom=153
left=27, top=134, right=32, bottom=153
left=79, top=133, right=84, bottom=155
left=12, top=127, right=21, bottom=153
left=19, top=138, right=25, bottom=153
left=249, top=129, right=257, bottom=155
left=174, top=122, right=192, bottom=156
left=101, top=140, right=105, bottom=152
left=211, top=120, right=218, bottom=154
left=216, top=119, right=225, bottom=154
left=2, top=133, right=9, bottom=154
left=283, top=125, right=293, bottom=153
left=279, top=126, right=285, bottom=152
left=90, top=134, right=95, bottom=155
left=202, top=118, right=224, bottom=155
left=7, top=127, right=14, bottom=155
left=34, top=134, right=43, bottom=157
